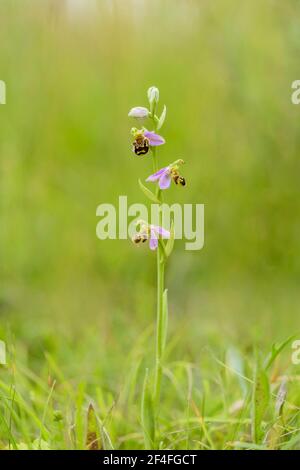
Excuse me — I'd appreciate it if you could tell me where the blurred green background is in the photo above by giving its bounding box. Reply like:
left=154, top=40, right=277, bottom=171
left=1, top=0, right=300, bottom=366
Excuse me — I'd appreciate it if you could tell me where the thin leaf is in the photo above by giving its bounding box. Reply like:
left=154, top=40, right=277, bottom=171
left=266, top=423, right=284, bottom=450
left=0, top=410, right=18, bottom=449
left=226, top=346, right=247, bottom=396
left=38, top=379, right=56, bottom=449
left=264, top=335, right=294, bottom=370
left=252, top=357, right=270, bottom=444
left=141, top=369, right=155, bottom=450
left=157, top=105, right=167, bottom=130
left=232, top=441, right=267, bottom=450
left=275, top=380, right=287, bottom=418
left=281, top=432, right=300, bottom=450
left=138, top=179, right=160, bottom=204
left=86, top=403, right=101, bottom=450
left=266, top=381, right=287, bottom=450
left=267, top=379, right=288, bottom=451
left=75, top=382, right=86, bottom=449
left=100, top=425, right=114, bottom=450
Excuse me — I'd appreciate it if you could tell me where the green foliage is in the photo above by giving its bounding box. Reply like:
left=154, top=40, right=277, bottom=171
left=251, top=356, right=270, bottom=444
left=157, top=106, right=167, bottom=131
left=0, top=332, right=299, bottom=450
left=264, top=336, right=295, bottom=370
left=141, top=369, right=155, bottom=450
left=0, top=0, right=300, bottom=451
left=86, top=403, right=101, bottom=450
left=138, top=179, right=161, bottom=204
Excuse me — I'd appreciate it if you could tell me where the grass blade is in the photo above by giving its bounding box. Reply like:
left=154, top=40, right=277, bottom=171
left=141, top=369, right=155, bottom=450
left=252, top=356, right=270, bottom=444
left=86, top=403, right=101, bottom=450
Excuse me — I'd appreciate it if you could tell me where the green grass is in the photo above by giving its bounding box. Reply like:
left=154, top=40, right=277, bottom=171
left=1, top=0, right=300, bottom=450
left=1, top=320, right=300, bottom=450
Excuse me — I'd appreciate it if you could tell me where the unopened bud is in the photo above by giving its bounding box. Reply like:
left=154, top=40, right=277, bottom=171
left=147, top=86, right=159, bottom=112
left=128, top=106, right=149, bottom=119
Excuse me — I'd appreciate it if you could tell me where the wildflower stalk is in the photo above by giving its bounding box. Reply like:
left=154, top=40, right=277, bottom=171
left=129, top=86, right=185, bottom=447
left=150, top=118, right=165, bottom=411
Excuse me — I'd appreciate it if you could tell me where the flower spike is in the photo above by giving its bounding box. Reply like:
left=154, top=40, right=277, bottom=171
left=127, top=86, right=189, bottom=432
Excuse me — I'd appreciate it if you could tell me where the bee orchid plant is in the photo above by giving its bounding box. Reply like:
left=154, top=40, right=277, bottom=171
left=128, top=87, right=186, bottom=448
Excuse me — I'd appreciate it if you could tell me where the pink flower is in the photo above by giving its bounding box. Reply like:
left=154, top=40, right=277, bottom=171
left=146, top=160, right=186, bottom=190
left=143, top=130, right=165, bottom=146
left=132, top=223, right=170, bottom=251
left=132, top=129, right=165, bottom=156
left=146, top=166, right=172, bottom=189
left=149, top=225, right=170, bottom=251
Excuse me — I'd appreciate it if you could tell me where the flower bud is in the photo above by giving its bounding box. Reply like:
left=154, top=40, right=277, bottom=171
left=128, top=106, right=149, bottom=119
left=147, top=86, right=159, bottom=112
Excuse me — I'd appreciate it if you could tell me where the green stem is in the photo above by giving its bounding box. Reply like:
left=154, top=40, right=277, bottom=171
left=154, top=249, right=164, bottom=408
left=150, top=115, right=165, bottom=413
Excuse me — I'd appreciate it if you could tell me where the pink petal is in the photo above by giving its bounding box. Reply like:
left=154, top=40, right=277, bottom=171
left=152, top=225, right=170, bottom=239
left=149, top=229, right=158, bottom=250
left=144, top=131, right=165, bottom=146
left=146, top=167, right=168, bottom=182
left=159, top=172, right=172, bottom=189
